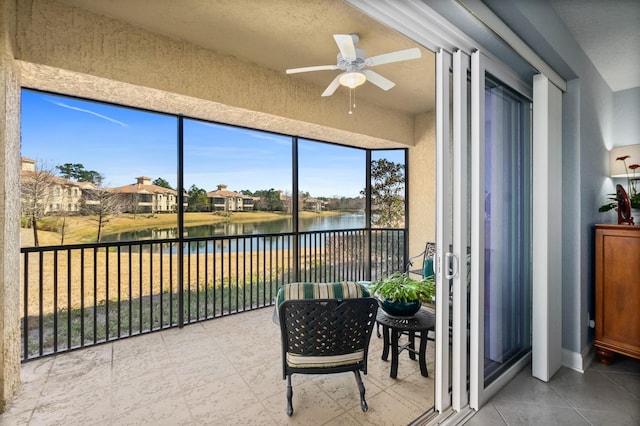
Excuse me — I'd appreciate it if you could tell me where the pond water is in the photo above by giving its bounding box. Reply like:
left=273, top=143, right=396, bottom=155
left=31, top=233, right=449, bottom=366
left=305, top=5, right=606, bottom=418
left=101, top=213, right=367, bottom=252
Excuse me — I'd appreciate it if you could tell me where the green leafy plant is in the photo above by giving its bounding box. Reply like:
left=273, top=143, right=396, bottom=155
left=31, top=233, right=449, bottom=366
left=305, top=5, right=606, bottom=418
left=600, top=155, right=640, bottom=212
left=369, top=272, right=434, bottom=303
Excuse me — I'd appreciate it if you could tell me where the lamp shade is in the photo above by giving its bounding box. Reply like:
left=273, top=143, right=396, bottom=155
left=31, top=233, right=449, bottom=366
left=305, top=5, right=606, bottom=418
left=339, top=71, right=366, bottom=89
left=610, top=144, right=640, bottom=178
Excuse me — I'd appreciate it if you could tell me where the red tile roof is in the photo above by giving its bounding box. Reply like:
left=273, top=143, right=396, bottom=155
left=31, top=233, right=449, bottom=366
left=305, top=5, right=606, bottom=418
left=111, top=183, right=178, bottom=195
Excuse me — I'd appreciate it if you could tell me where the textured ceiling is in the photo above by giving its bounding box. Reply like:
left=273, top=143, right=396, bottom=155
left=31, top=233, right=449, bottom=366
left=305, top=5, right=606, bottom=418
left=57, top=0, right=637, bottom=117
left=548, top=0, right=640, bottom=92
left=59, top=0, right=435, bottom=115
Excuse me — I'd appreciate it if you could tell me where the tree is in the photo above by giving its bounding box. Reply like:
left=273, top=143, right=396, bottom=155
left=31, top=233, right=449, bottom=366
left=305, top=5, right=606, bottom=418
left=56, top=163, right=104, bottom=185
left=21, top=161, right=57, bottom=246
left=364, top=159, right=405, bottom=228
left=129, top=192, right=143, bottom=218
left=56, top=163, right=82, bottom=180
left=82, top=170, right=104, bottom=186
left=253, top=189, right=283, bottom=211
left=325, top=196, right=365, bottom=212
left=152, top=177, right=174, bottom=190
left=56, top=212, right=68, bottom=245
left=187, top=184, right=209, bottom=212
left=82, top=186, right=126, bottom=242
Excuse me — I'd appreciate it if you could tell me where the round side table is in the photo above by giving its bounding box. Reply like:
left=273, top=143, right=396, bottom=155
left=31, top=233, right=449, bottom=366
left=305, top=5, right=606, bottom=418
left=376, top=309, right=435, bottom=378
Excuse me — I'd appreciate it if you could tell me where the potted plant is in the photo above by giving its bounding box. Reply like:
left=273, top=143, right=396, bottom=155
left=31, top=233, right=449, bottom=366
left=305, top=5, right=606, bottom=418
left=369, top=272, right=435, bottom=317
left=600, top=155, right=640, bottom=213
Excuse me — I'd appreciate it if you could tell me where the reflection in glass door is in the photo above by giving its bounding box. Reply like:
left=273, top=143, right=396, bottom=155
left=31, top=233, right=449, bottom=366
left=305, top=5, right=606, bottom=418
left=470, top=51, right=533, bottom=409
left=482, top=74, right=532, bottom=384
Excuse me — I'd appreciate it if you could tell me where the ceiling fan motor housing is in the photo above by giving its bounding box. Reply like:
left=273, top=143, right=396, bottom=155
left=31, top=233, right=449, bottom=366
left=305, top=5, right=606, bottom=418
left=337, top=49, right=366, bottom=70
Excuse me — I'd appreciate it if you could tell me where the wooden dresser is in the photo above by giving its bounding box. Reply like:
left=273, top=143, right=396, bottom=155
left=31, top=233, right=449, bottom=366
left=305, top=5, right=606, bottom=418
left=594, top=224, right=640, bottom=364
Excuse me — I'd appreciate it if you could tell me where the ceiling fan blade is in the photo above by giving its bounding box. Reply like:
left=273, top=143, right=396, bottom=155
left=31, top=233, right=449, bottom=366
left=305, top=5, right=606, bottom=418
left=362, top=70, right=395, bottom=91
left=365, top=47, right=422, bottom=67
left=321, top=74, right=343, bottom=97
left=333, top=34, right=357, bottom=58
left=286, top=65, right=339, bottom=74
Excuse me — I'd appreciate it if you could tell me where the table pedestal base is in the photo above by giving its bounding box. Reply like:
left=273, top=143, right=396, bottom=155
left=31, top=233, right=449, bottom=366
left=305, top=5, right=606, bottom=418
left=377, top=309, right=435, bottom=379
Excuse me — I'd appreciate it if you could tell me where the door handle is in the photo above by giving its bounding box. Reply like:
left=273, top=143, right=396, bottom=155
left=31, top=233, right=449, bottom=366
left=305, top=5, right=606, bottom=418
left=445, top=252, right=459, bottom=280
left=432, top=252, right=437, bottom=276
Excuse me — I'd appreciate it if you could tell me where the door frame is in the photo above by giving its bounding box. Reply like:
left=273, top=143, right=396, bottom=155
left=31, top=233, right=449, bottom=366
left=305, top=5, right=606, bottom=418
left=435, top=47, right=472, bottom=414
left=434, top=48, right=452, bottom=414
left=451, top=49, right=470, bottom=413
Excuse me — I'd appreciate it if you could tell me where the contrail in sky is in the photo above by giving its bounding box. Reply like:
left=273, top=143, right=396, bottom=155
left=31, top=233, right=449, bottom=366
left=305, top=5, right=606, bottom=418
left=49, top=100, right=128, bottom=127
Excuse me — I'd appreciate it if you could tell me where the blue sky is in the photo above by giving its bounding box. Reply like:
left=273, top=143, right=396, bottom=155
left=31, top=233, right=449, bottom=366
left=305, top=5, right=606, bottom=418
left=21, top=90, right=404, bottom=198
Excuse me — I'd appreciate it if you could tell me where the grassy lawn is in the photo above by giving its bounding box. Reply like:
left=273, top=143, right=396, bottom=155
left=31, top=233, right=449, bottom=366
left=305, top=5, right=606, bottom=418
left=19, top=209, right=359, bottom=359
left=24, top=210, right=343, bottom=247
left=23, top=277, right=286, bottom=358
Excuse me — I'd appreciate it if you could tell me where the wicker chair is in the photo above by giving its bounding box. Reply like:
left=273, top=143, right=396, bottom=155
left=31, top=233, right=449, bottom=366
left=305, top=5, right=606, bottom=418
left=276, top=282, right=378, bottom=416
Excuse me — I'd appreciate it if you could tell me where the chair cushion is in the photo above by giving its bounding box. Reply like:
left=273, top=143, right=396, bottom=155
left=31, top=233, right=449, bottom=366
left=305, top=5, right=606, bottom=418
left=276, top=281, right=371, bottom=310
left=286, top=350, right=365, bottom=368
left=423, top=258, right=434, bottom=278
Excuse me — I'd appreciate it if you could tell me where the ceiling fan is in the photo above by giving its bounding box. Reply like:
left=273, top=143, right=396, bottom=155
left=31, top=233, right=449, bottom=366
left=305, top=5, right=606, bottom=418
left=286, top=34, right=422, bottom=97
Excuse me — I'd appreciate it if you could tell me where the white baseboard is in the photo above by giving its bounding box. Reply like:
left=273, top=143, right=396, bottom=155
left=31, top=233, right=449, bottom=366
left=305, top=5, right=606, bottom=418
left=562, top=346, right=594, bottom=373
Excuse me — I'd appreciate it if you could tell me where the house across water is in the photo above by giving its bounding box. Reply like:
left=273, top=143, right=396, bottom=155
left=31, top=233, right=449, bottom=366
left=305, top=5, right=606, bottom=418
left=207, top=184, right=256, bottom=212
left=111, top=176, right=183, bottom=214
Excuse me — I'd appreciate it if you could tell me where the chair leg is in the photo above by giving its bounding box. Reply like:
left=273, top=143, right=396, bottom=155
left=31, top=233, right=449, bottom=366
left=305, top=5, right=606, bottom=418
left=286, top=375, right=294, bottom=416
left=353, top=370, right=368, bottom=412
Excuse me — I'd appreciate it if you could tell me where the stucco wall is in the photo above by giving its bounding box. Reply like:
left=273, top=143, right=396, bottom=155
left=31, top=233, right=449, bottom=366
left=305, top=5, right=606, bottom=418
left=0, top=0, right=21, bottom=413
left=15, top=0, right=418, bottom=149
left=408, top=111, right=436, bottom=258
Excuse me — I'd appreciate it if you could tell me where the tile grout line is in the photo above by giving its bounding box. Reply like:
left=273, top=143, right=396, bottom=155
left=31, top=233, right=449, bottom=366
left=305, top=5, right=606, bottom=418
left=492, top=402, right=510, bottom=426
left=596, top=368, right=640, bottom=400
left=547, top=368, right=639, bottom=423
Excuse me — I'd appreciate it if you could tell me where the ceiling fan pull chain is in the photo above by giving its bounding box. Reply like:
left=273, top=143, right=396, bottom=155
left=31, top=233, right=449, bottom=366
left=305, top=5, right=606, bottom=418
left=349, top=88, right=353, bottom=115
left=353, top=87, right=357, bottom=110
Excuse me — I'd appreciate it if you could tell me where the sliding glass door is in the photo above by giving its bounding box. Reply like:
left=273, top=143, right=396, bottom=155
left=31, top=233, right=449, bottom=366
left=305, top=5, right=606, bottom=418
left=482, top=73, right=532, bottom=384
left=434, top=49, right=533, bottom=415
left=469, top=51, right=533, bottom=408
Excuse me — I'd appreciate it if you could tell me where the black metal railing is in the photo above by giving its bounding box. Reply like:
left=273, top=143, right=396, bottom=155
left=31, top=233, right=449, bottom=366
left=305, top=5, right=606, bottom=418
left=20, top=228, right=405, bottom=360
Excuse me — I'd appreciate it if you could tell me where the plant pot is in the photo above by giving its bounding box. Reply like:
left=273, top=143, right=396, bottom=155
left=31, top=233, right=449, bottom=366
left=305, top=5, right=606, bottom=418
left=380, top=298, right=421, bottom=317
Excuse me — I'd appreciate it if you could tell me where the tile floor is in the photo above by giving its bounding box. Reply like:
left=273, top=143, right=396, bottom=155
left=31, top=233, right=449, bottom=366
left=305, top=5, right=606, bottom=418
left=467, top=355, right=640, bottom=425
left=0, top=307, right=436, bottom=426
left=2, top=306, right=639, bottom=425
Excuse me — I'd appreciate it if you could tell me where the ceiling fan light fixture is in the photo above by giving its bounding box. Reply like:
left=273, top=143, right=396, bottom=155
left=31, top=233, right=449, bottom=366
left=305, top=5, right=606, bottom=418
left=339, top=71, right=366, bottom=89
left=287, top=34, right=421, bottom=98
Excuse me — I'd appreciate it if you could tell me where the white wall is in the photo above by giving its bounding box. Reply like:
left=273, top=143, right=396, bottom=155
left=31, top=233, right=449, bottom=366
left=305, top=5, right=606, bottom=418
left=614, top=87, right=640, bottom=148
